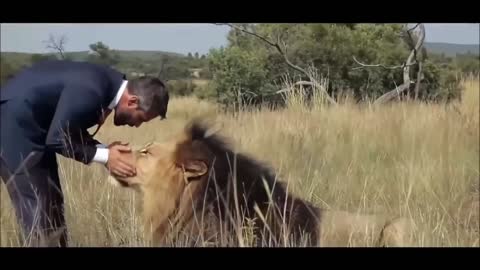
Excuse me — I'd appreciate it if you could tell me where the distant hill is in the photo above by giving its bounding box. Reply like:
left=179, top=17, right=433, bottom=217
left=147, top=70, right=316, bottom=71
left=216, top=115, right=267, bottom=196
left=1, top=49, right=209, bottom=84
left=424, top=42, right=479, bottom=56
left=3, top=42, right=478, bottom=64
left=64, top=50, right=185, bottom=61
left=1, top=50, right=186, bottom=66
left=2, top=43, right=478, bottom=72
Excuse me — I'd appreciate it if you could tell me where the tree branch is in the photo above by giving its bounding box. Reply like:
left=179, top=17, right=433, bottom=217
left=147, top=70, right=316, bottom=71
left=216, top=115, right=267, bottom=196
left=412, top=23, right=425, bottom=100
left=406, top=23, right=421, bottom=32
left=216, top=23, right=336, bottom=104
left=414, top=61, right=423, bottom=100
left=275, top=80, right=337, bottom=104
left=276, top=81, right=316, bottom=94
left=373, top=83, right=410, bottom=104
left=216, top=23, right=277, bottom=47
left=352, top=56, right=416, bottom=70
left=373, top=23, right=426, bottom=105
left=351, top=24, right=425, bottom=104
left=217, top=23, right=310, bottom=76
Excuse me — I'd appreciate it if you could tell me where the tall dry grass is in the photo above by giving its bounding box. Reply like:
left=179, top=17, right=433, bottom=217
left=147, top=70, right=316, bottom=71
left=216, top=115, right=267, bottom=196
left=1, top=76, right=478, bottom=247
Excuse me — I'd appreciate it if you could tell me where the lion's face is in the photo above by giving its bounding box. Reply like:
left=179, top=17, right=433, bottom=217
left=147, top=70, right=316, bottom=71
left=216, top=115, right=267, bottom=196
left=108, top=139, right=209, bottom=195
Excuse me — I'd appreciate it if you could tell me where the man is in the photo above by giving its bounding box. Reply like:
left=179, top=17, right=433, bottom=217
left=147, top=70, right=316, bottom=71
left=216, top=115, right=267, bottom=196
left=0, top=60, right=169, bottom=247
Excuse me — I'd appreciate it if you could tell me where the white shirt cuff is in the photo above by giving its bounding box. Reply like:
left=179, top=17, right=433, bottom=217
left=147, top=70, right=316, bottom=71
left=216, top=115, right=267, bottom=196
left=91, top=145, right=109, bottom=164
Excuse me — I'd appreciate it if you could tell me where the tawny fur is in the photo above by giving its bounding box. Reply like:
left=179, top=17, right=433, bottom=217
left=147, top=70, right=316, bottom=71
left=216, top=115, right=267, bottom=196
left=108, top=118, right=416, bottom=247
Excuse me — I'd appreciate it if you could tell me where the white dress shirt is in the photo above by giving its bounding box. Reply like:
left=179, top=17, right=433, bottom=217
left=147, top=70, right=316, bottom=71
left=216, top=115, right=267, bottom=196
left=90, top=80, right=128, bottom=165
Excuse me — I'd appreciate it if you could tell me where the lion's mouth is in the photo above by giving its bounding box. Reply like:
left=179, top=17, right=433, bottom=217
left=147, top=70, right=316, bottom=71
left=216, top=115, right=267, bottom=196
left=108, top=174, right=134, bottom=187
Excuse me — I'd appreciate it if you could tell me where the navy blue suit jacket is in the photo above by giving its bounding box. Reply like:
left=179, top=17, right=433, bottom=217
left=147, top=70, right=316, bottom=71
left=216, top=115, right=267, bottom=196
left=0, top=60, right=126, bottom=173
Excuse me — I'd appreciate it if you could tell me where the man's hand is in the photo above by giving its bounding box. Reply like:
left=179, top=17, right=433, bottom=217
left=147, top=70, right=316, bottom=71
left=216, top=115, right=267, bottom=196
left=106, top=142, right=136, bottom=178
left=108, top=141, right=128, bottom=148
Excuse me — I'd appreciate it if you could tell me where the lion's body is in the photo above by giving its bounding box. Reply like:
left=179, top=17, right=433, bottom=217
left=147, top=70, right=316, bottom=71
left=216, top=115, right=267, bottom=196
left=108, top=119, right=416, bottom=247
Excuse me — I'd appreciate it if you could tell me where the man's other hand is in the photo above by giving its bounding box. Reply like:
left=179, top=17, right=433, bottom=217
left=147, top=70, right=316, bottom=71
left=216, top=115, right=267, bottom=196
left=106, top=143, right=136, bottom=178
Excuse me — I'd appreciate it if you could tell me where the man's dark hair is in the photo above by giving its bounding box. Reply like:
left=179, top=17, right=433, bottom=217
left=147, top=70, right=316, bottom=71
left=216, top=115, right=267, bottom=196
left=127, top=76, right=169, bottom=119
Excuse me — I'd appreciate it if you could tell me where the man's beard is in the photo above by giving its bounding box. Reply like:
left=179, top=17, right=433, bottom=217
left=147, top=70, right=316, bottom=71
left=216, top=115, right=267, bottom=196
left=113, top=110, right=132, bottom=126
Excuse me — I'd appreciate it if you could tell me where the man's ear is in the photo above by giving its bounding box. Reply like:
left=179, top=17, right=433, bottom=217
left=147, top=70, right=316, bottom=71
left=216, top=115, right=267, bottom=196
left=182, top=160, right=208, bottom=181
left=127, top=95, right=139, bottom=108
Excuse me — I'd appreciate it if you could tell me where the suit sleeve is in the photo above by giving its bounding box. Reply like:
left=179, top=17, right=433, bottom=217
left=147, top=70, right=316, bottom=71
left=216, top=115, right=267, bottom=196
left=45, top=85, right=104, bottom=164
left=80, top=129, right=110, bottom=165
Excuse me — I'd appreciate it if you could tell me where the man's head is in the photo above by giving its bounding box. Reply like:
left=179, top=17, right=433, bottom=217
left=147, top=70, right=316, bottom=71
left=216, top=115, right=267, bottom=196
left=114, top=76, right=169, bottom=127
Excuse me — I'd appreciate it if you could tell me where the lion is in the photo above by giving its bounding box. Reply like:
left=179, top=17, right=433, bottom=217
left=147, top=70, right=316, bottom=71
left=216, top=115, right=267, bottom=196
left=108, top=118, right=416, bottom=247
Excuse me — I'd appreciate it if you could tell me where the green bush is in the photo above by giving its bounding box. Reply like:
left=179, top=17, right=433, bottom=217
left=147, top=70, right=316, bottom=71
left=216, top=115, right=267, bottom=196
left=166, top=79, right=196, bottom=96
left=208, top=46, right=277, bottom=108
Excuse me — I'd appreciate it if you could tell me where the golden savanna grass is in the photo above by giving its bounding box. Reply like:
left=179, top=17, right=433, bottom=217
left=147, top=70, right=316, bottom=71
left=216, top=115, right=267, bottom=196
left=1, top=76, right=478, bottom=247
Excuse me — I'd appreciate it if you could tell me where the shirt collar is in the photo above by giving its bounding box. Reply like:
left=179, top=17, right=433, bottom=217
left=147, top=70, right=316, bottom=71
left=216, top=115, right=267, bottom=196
left=108, top=80, right=128, bottom=109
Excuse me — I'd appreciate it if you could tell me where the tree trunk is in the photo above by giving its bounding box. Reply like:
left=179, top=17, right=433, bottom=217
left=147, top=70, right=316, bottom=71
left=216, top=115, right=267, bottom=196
left=414, top=61, right=423, bottom=100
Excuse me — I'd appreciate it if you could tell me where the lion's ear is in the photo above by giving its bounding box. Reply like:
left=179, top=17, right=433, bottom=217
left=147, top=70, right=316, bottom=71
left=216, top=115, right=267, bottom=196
left=182, top=160, right=208, bottom=181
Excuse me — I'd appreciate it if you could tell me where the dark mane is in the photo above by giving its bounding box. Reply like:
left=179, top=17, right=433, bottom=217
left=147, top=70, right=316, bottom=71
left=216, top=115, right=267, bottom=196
left=175, top=118, right=322, bottom=246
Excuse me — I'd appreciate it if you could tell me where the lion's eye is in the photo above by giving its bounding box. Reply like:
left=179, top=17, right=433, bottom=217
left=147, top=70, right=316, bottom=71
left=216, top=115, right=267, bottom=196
left=139, top=142, right=153, bottom=156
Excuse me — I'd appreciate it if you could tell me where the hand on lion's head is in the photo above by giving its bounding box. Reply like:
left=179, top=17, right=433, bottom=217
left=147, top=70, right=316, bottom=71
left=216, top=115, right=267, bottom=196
left=107, top=138, right=212, bottom=193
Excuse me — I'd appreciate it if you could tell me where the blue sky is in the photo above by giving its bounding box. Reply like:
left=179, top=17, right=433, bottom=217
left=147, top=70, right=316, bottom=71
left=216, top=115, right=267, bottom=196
left=1, top=23, right=478, bottom=55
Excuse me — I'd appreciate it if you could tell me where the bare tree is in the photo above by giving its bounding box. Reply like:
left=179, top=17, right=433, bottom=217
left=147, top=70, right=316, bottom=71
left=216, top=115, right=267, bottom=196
left=44, top=34, right=68, bottom=59
left=353, top=23, right=426, bottom=104
left=215, top=23, right=337, bottom=105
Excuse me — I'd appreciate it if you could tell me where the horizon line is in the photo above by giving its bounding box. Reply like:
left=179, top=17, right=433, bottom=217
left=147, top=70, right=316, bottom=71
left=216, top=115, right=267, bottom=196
left=1, top=41, right=478, bottom=55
